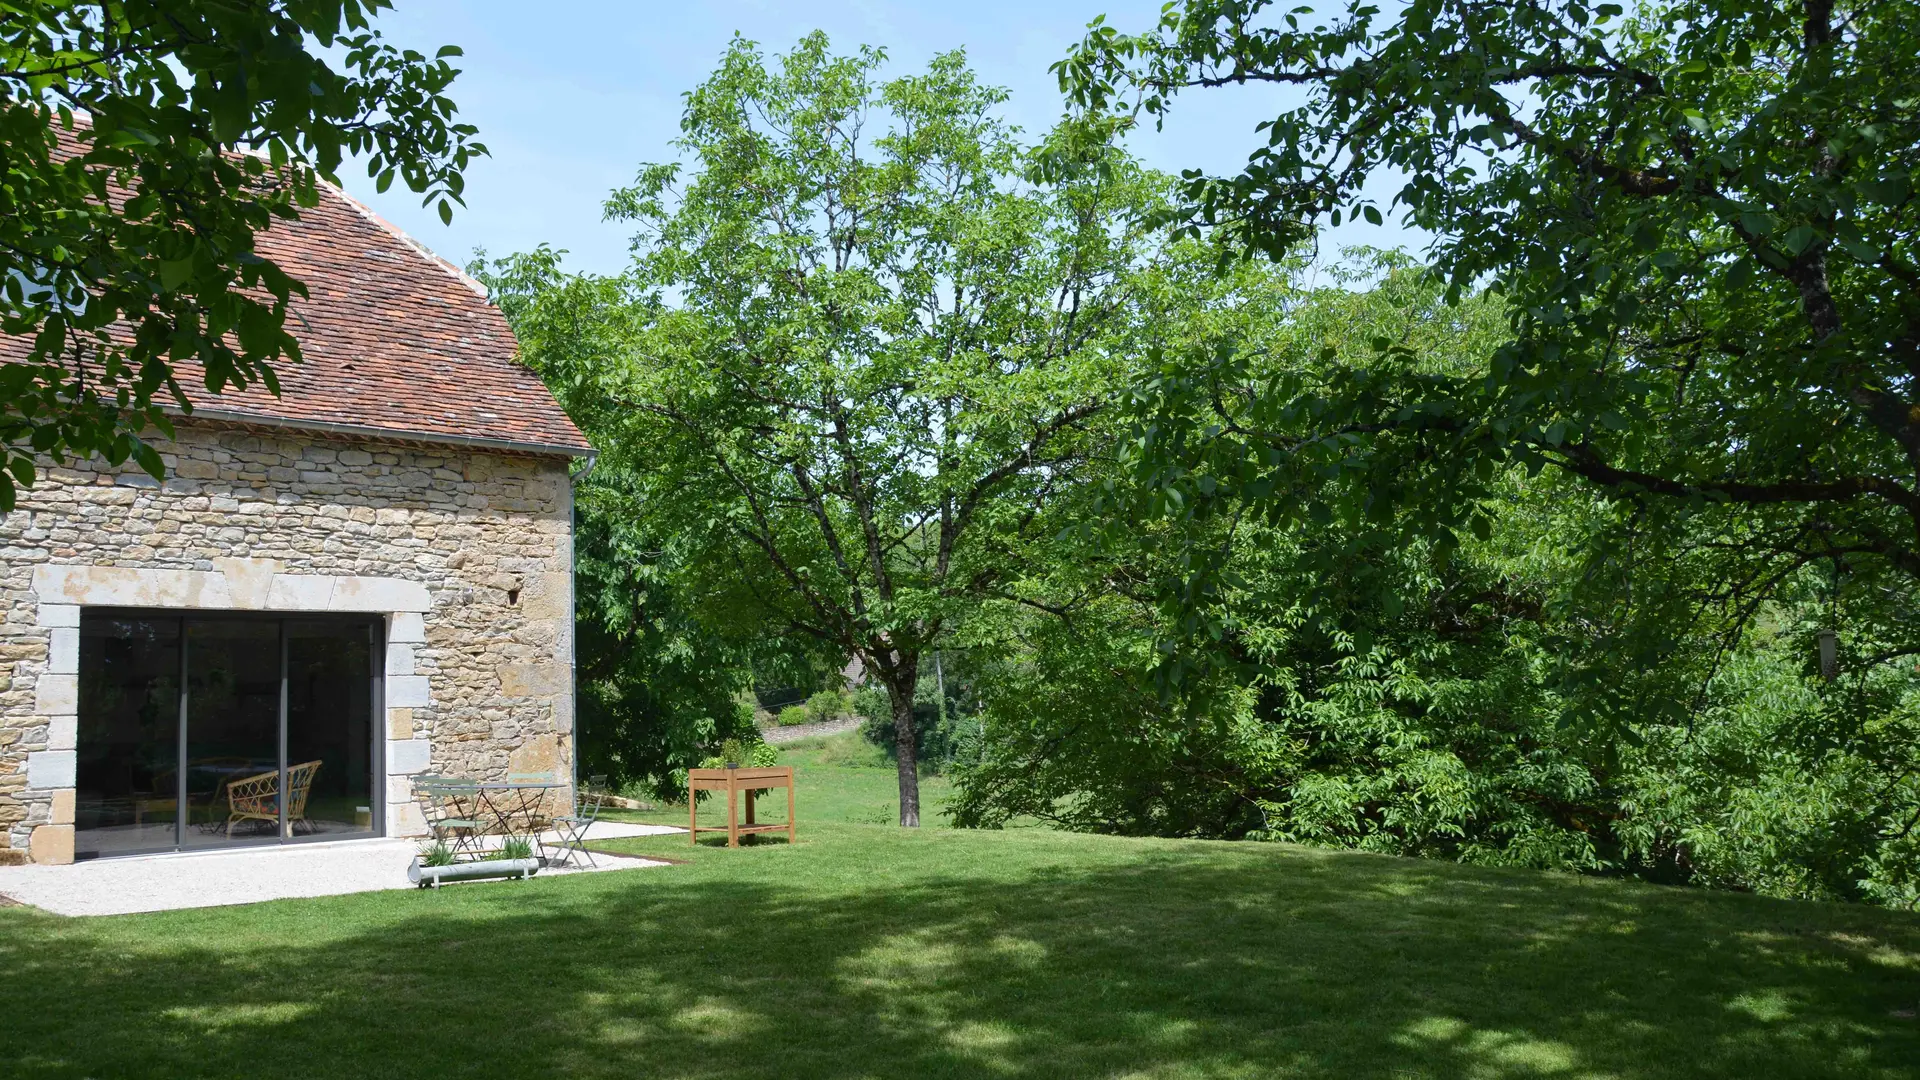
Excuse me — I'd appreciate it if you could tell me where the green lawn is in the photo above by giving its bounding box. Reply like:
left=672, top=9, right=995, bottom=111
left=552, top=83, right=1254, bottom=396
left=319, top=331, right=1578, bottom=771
left=3, top=736, right=1918, bottom=1078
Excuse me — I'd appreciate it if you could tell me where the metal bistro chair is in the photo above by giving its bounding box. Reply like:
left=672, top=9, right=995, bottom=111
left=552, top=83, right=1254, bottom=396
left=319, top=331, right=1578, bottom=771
left=506, top=770, right=559, bottom=837
left=549, top=775, right=609, bottom=869
left=415, top=775, right=485, bottom=860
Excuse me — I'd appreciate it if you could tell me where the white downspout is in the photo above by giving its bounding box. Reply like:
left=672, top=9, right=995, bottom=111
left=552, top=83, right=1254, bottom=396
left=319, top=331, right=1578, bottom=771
left=568, top=452, right=598, bottom=803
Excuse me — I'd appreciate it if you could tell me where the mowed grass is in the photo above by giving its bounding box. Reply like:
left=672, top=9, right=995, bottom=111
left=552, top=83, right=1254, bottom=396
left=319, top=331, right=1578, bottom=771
left=2, top=736, right=1918, bottom=1079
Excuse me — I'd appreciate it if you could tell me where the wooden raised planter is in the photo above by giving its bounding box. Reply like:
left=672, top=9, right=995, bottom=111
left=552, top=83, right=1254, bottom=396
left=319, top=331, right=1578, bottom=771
left=687, top=766, right=795, bottom=847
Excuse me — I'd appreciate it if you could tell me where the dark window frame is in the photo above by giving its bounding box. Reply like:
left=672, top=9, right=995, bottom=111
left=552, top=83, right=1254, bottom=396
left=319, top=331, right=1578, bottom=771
left=76, top=607, right=387, bottom=859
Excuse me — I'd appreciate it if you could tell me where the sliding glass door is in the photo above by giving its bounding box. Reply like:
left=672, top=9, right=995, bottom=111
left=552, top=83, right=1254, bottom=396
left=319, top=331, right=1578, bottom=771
left=74, top=610, right=383, bottom=860
left=71, top=616, right=181, bottom=858
left=287, top=620, right=378, bottom=839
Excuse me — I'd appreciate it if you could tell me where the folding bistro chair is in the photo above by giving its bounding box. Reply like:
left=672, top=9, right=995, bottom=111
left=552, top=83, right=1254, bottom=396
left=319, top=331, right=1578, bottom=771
left=549, top=775, right=609, bottom=868
left=415, top=775, right=485, bottom=860
left=506, top=770, right=558, bottom=836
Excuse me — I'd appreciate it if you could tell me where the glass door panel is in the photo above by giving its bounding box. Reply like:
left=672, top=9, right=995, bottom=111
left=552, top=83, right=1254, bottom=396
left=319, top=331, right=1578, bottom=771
left=74, top=616, right=181, bottom=859
left=286, top=619, right=377, bottom=839
left=181, top=617, right=284, bottom=850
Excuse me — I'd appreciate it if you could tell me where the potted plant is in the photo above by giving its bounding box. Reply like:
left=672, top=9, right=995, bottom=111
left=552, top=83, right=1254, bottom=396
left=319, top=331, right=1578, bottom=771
left=408, top=836, right=541, bottom=888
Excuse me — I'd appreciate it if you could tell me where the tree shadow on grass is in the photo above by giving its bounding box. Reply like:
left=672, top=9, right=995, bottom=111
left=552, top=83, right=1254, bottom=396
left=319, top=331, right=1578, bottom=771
left=1, top=835, right=1917, bottom=1079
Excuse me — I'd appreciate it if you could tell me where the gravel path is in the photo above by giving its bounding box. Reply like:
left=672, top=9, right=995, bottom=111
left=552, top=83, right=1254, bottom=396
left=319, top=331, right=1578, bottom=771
left=0, top=822, right=683, bottom=916
left=762, top=716, right=863, bottom=744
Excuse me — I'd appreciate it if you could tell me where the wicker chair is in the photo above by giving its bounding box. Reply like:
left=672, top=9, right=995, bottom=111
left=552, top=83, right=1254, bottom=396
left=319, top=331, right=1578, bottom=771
left=223, top=760, right=322, bottom=838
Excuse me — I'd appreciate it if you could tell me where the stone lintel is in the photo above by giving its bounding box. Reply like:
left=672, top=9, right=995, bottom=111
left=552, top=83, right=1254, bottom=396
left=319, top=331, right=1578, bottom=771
left=32, top=563, right=430, bottom=615
left=33, top=564, right=232, bottom=608
left=330, top=576, right=431, bottom=613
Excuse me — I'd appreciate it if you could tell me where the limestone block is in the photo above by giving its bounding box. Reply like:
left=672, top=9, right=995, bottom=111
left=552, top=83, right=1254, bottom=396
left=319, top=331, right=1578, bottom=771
left=385, top=643, right=415, bottom=677
left=47, top=714, right=76, bottom=751
left=387, top=675, right=431, bottom=708
left=50, top=788, right=73, bottom=826
left=388, top=707, right=414, bottom=740
left=388, top=611, right=426, bottom=643
left=330, top=576, right=430, bottom=613
left=214, top=556, right=281, bottom=608
left=518, top=572, right=573, bottom=620
left=387, top=801, right=428, bottom=838
left=266, top=574, right=335, bottom=610
left=387, top=738, right=432, bottom=774
left=30, top=823, right=73, bottom=865
left=34, top=674, right=76, bottom=715
left=46, top=628, right=78, bottom=675
left=508, top=733, right=560, bottom=777
left=27, top=750, right=75, bottom=788
left=33, top=564, right=232, bottom=608
left=387, top=775, right=417, bottom=803
left=497, top=662, right=567, bottom=699
left=34, top=604, right=80, bottom=628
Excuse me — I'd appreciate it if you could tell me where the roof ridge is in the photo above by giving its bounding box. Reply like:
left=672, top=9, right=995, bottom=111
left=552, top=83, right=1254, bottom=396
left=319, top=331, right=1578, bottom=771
left=325, top=184, right=491, bottom=300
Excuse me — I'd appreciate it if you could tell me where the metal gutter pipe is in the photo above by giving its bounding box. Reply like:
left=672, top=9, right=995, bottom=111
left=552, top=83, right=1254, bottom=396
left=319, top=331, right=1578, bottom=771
left=568, top=452, right=599, bottom=803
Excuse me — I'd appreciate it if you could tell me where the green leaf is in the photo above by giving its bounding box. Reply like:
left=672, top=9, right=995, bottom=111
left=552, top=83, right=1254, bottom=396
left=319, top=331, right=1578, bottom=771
left=159, top=258, right=195, bottom=292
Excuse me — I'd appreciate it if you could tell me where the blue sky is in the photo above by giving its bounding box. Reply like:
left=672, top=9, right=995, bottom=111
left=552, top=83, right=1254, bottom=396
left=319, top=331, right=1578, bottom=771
left=344, top=1, right=1414, bottom=278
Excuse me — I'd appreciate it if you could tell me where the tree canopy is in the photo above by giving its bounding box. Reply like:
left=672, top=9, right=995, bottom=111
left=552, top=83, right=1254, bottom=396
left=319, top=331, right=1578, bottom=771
left=492, top=33, right=1167, bottom=825
left=1057, top=0, right=1920, bottom=694
left=484, top=19, right=1920, bottom=904
left=0, top=0, right=482, bottom=506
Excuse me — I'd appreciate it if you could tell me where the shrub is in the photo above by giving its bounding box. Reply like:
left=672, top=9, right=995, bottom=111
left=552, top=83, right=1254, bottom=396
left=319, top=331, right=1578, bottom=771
left=804, top=688, right=851, bottom=723
left=700, top=737, right=778, bottom=770
left=778, top=704, right=811, bottom=726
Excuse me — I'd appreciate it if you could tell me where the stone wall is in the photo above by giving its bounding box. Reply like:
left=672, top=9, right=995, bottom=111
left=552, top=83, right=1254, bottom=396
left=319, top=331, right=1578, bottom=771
left=0, top=421, right=577, bottom=861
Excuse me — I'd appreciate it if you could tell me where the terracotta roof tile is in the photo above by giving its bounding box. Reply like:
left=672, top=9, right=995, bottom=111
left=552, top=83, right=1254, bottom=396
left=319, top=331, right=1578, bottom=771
left=6, top=130, right=590, bottom=456
left=196, top=184, right=591, bottom=455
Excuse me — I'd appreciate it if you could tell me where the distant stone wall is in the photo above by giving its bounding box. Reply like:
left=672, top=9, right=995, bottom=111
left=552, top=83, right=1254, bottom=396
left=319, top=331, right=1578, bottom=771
left=0, top=421, right=578, bottom=863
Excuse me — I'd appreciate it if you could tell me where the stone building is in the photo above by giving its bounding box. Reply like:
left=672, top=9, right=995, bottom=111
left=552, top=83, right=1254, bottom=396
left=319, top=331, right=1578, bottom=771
left=0, top=183, right=592, bottom=865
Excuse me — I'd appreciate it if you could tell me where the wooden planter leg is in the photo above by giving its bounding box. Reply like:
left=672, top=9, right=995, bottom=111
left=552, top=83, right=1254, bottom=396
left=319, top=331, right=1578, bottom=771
left=688, top=777, right=697, bottom=845
left=727, top=774, right=739, bottom=848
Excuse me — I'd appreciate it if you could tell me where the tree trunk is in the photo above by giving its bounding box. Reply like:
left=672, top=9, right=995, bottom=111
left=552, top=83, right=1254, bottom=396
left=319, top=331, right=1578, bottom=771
left=886, top=668, right=921, bottom=828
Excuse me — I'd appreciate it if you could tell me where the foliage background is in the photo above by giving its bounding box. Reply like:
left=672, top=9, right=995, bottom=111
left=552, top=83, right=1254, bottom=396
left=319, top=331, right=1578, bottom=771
left=488, top=20, right=1920, bottom=907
